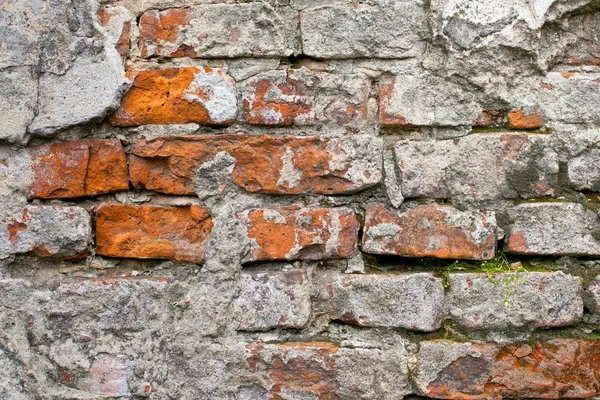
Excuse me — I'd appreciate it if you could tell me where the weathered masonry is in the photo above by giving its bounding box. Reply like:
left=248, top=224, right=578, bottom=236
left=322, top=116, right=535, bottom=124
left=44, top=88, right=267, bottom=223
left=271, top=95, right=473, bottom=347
left=1, top=0, right=600, bottom=398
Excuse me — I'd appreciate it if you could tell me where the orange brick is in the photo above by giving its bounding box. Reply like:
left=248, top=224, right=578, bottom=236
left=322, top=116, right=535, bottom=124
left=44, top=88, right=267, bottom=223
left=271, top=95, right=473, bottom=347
left=109, top=67, right=237, bottom=127
left=238, top=206, right=358, bottom=261
left=242, top=69, right=369, bottom=127
left=95, top=204, right=213, bottom=263
left=362, top=203, right=496, bottom=260
left=130, top=134, right=381, bottom=195
left=29, top=139, right=129, bottom=199
left=507, top=107, right=545, bottom=129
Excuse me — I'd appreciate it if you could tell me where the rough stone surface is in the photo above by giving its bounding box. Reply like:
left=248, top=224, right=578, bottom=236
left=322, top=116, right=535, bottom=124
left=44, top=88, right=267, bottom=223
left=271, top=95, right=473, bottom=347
left=29, top=139, right=129, bottom=199
left=0, top=67, right=37, bottom=143
left=238, top=206, right=358, bottom=262
left=131, top=134, right=383, bottom=195
left=96, top=204, right=213, bottom=263
left=447, top=272, right=583, bottom=331
left=138, top=4, right=299, bottom=58
left=395, top=133, right=559, bottom=206
left=508, top=73, right=600, bottom=126
left=416, top=339, right=600, bottom=399
left=246, top=341, right=410, bottom=399
left=29, top=49, right=129, bottom=135
left=110, top=67, right=238, bottom=126
left=362, top=203, right=496, bottom=260
left=301, top=1, right=428, bottom=59
left=0, top=206, right=91, bottom=259
left=233, top=268, right=311, bottom=331
left=568, top=147, right=600, bottom=191
left=380, top=74, right=482, bottom=127
left=506, top=203, right=600, bottom=256
left=316, top=270, right=444, bottom=331
left=242, top=68, right=370, bottom=127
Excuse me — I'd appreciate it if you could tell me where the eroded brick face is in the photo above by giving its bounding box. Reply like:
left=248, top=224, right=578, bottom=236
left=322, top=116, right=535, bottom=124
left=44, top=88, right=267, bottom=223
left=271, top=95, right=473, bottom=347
left=362, top=203, right=496, bottom=260
left=417, top=340, right=600, bottom=399
left=130, top=134, right=382, bottom=195
left=506, top=203, right=600, bottom=256
left=246, top=342, right=409, bottom=399
left=242, top=69, right=370, bottom=127
left=95, top=204, right=213, bottom=263
left=29, top=139, right=129, bottom=199
left=109, top=67, right=237, bottom=126
left=0, top=206, right=91, bottom=259
left=238, top=206, right=358, bottom=262
left=137, top=4, right=299, bottom=58
left=315, top=270, right=445, bottom=331
left=90, top=354, right=131, bottom=397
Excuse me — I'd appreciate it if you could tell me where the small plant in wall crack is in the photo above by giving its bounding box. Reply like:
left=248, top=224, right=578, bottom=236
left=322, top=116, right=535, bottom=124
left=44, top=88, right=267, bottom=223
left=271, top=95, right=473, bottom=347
left=482, top=253, right=528, bottom=307
left=443, top=252, right=528, bottom=307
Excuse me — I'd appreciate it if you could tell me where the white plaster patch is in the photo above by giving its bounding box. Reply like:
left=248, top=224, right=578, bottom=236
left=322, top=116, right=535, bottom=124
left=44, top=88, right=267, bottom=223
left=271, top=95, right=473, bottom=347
left=183, top=68, right=237, bottom=124
left=276, top=147, right=302, bottom=189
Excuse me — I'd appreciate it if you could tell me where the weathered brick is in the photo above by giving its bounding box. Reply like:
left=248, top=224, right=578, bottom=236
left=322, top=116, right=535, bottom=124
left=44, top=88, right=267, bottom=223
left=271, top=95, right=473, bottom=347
left=138, top=4, right=299, bottom=58
left=568, top=147, right=600, bottom=191
left=506, top=203, right=600, bottom=256
left=238, top=206, right=358, bottom=262
left=242, top=69, right=370, bottom=127
left=415, top=339, right=600, bottom=399
left=90, top=354, right=131, bottom=397
left=233, top=269, right=311, bottom=331
left=0, top=206, right=91, bottom=259
left=130, top=134, right=382, bottom=195
left=395, top=133, right=558, bottom=205
left=301, top=2, right=428, bottom=59
left=380, top=74, right=482, bottom=127
left=29, top=139, right=129, bottom=199
left=509, top=72, right=600, bottom=125
left=110, top=67, right=237, bottom=127
left=246, top=342, right=409, bottom=399
left=316, top=270, right=444, bottom=331
left=589, top=276, right=600, bottom=314
left=507, top=106, right=545, bottom=130
left=98, top=6, right=132, bottom=57
left=447, top=272, right=583, bottom=331
left=95, top=204, right=213, bottom=263
left=54, top=278, right=171, bottom=332
left=362, top=203, right=496, bottom=260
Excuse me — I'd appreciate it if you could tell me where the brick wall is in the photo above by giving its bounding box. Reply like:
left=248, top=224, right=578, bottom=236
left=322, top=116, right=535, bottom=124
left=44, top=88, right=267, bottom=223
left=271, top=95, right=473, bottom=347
left=1, top=0, right=600, bottom=398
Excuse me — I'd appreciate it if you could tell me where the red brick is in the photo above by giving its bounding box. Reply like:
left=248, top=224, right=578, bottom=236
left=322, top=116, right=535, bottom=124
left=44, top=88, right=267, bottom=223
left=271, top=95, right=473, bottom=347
left=238, top=206, right=358, bottom=262
left=507, top=106, right=545, bottom=129
left=95, top=204, right=213, bottom=263
left=242, top=69, right=370, bottom=127
left=247, top=342, right=340, bottom=398
left=130, top=134, right=382, bottom=195
left=28, top=139, right=128, bottom=199
left=109, top=67, right=237, bottom=127
left=418, top=339, right=600, bottom=399
left=362, top=203, right=496, bottom=260
left=138, top=8, right=193, bottom=58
